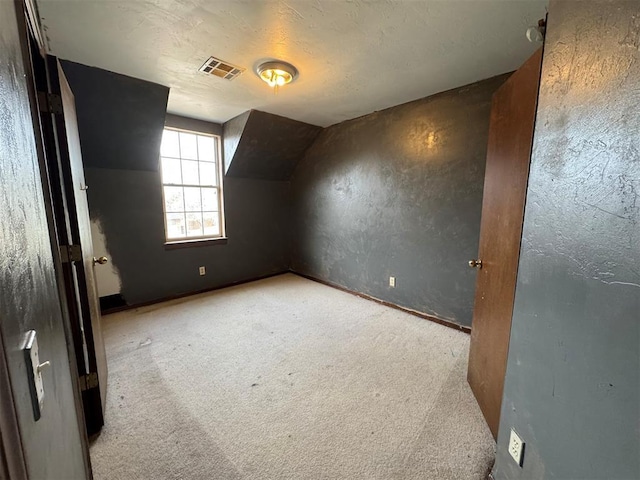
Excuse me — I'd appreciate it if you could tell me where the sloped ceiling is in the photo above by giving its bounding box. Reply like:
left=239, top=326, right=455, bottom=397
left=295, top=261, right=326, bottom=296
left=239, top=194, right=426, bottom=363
left=223, top=110, right=322, bottom=180
left=37, top=0, right=547, bottom=127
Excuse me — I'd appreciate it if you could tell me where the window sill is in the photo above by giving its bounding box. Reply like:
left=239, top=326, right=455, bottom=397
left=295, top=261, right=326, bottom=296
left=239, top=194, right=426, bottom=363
left=164, top=237, right=228, bottom=250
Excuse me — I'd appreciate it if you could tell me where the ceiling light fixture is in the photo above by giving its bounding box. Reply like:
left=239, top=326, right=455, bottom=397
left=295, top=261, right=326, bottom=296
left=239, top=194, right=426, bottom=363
left=256, top=60, right=298, bottom=93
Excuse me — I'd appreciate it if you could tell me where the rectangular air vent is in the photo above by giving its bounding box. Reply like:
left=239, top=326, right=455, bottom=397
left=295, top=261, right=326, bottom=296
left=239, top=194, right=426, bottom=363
left=199, top=56, right=245, bottom=80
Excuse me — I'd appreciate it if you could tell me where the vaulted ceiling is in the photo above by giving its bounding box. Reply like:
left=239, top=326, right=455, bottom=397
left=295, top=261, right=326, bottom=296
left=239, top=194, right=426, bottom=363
left=37, top=0, right=547, bottom=127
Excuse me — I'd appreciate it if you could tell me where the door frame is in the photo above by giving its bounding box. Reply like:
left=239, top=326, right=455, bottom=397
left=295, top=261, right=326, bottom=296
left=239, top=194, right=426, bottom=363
left=23, top=0, right=107, bottom=436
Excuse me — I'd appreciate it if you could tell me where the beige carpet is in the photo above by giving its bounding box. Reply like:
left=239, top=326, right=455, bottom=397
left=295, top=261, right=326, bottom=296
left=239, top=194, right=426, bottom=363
left=90, top=273, right=494, bottom=479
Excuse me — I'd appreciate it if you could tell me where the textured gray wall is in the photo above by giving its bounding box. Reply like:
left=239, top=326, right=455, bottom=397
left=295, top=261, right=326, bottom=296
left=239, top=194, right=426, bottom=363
left=0, top=2, right=87, bottom=478
left=223, top=111, right=250, bottom=174
left=61, top=61, right=169, bottom=172
left=290, top=75, right=508, bottom=327
left=224, top=110, right=322, bottom=180
left=65, top=62, right=290, bottom=306
left=494, top=1, right=640, bottom=478
left=85, top=168, right=290, bottom=304
left=165, top=113, right=222, bottom=136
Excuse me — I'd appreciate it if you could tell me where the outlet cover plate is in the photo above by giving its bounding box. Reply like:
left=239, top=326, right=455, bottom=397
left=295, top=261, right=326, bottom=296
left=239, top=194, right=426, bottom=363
left=199, top=266, right=206, bottom=276
left=389, top=276, right=396, bottom=288
left=509, top=428, right=524, bottom=467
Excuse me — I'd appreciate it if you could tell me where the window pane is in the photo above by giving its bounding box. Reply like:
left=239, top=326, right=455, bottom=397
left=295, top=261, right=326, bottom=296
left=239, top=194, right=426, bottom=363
left=184, top=187, right=202, bottom=211
left=203, top=212, right=220, bottom=236
left=199, top=162, right=217, bottom=186
left=197, top=135, right=216, bottom=162
left=161, top=129, right=223, bottom=241
left=161, top=130, right=180, bottom=158
left=181, top=160, right=199, bottom=185
left=201, top=187, right=218, bottom=212
left=186, top=212, right=203, bottom=237
left=164, top=186, right=184, bottom=213
left=179, top=132, right=198, bottom=160
left=166, top=213, right=186, bottom=239
left=161, top=157, right=182, bottom=184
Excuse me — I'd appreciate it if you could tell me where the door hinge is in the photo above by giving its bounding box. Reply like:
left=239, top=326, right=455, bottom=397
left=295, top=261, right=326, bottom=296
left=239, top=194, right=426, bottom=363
left=60, top=244, right=82, bottom=263
left=37, top=91, right=63, bottom=115
left=79, top=372, right=98, bottom=392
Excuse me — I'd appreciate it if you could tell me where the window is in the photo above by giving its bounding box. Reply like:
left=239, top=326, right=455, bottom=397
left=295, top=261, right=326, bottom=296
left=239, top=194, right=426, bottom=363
left=160, top=128, right=224, bottom=242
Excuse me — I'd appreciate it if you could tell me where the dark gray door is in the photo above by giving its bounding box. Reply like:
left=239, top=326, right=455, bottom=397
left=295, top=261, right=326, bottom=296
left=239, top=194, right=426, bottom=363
left=0, top=0, right=90, bottom=478
left=45, top=55, right=109, bottom=435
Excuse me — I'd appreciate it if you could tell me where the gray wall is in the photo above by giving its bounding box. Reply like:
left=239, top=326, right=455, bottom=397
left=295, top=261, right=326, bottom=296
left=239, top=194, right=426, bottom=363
left=290, top=74, right=508, bottom=327
left=61, top=61, right=169, bottom=172
left=224, top=110, right=322, bottom=180
left=63, top=62, right=290, bottom=306
left=223, top=111, right=250, bottom=173
left=85, top=169, right=290, bottom=304
left=0, top=1, right=87, bottom=478
left=494, top=1, right=640, bottom=478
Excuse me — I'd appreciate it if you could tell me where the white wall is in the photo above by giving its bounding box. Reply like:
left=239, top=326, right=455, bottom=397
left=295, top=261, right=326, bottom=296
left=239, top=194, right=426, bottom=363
left=91, top=218, right=122, bottom=297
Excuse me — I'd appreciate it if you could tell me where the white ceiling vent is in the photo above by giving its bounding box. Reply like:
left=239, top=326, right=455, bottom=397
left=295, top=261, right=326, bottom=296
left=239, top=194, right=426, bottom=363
left=199, top=56, right=245, bottom=80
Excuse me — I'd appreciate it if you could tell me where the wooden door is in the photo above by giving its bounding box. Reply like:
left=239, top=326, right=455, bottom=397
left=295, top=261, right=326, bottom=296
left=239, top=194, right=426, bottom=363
left=41, top=56, right=108, bottom=435
left=467, top=49, right=542, bottom=439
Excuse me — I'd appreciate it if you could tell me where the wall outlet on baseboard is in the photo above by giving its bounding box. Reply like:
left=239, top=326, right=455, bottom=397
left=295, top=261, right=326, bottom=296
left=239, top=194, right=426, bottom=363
left=389, top=276, right=396, bottom=288
left=199, top=266, right=206, bottom=276
left=509, top=428, right=525, bottom=467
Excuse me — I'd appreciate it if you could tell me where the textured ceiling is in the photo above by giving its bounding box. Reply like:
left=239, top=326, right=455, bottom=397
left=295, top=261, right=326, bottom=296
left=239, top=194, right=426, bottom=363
left=37, top=0, right=547, bottom=127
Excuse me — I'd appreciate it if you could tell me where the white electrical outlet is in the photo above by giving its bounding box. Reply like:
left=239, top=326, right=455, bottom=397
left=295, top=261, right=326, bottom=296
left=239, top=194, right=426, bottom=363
left=509, top=429, right=525, bottom=467
left=389, top=276, right=396, bottom=288
left=199, top=266, right=206, bottom=276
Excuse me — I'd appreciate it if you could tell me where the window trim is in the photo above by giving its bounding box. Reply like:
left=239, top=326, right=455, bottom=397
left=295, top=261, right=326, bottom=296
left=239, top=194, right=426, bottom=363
left=160, top=126, right=226, bottom=245
left=164, top=237, right=228, bottom=249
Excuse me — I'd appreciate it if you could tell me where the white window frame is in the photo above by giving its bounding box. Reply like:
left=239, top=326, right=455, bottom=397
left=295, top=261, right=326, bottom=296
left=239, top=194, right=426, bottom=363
left=160, top=127, right=226, bottom=243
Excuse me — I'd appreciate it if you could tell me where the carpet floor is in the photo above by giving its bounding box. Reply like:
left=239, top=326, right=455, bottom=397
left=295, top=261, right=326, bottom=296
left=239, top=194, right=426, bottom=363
left=90, top=273, right=494, bottom=479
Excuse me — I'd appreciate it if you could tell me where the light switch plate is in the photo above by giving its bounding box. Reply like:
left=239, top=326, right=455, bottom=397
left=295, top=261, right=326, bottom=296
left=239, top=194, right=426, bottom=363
left=23, top=330, right=44, bottom=421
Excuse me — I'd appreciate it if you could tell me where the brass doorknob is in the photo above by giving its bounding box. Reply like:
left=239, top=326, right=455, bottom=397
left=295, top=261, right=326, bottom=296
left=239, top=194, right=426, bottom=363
left=93, top=256, right=108, bottom=265
left=468, top=259, right=483, bottom=269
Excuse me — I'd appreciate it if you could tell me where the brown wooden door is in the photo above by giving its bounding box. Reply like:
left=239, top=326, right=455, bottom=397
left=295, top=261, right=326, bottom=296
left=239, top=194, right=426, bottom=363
left=42, top=56, right=108, bottom=435
left=467, top=49, right=542, bottom=439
